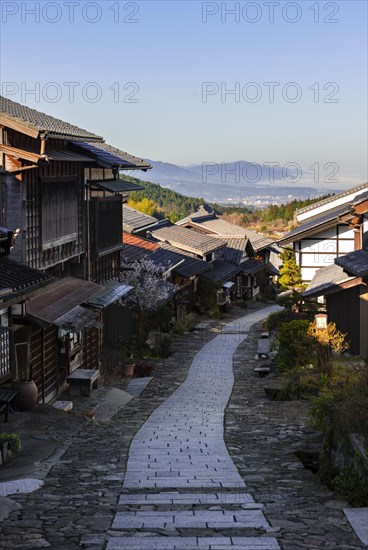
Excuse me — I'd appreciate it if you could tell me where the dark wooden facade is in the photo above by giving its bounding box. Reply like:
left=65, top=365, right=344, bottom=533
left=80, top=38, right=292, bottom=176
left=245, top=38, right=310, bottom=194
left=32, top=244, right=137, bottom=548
left=0, top=134, right=118, bottom=401
left=326, top=284, right=368, bottom=357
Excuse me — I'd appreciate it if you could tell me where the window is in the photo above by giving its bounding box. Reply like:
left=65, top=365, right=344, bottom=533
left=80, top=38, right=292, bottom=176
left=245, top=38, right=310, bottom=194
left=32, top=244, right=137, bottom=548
left=93, top=197, right=122, bottom=255
left=41, top=178, right=78, bottom=250
left=69, top=331, right=83, bottom=356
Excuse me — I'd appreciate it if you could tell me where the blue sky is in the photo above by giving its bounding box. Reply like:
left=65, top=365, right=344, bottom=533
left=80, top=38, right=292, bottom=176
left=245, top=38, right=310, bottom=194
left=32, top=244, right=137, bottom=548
left=0, top=0, right=367, bottom=189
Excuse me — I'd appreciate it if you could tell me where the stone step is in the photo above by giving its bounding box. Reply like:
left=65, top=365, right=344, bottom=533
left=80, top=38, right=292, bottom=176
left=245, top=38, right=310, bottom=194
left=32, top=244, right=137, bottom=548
left=112, top=509, right=272, bottom=530
left=106, top=535, right=280, bottom=549
left=119, top=491, right=256, bottom=505
left=51, top=400, right=73, bottom=412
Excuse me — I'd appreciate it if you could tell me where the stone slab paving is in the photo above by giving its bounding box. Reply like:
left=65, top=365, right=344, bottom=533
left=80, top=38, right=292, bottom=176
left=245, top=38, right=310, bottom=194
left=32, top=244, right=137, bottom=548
left=125, top=377, right=153, bottom=397
left=2, top=303, right=365, bottom=549
left=119, top=491, right=258, bottom=505
left=122, top=307, right=281, bottom=492
left=225, top=322, right=366, bottom=550
left=107, top=535, right=280, bottom=549
left=343, top=508, right=368, bottom=546
left=95, top=388, right=134, bottom=422
left=108, top=306, right=282, bottom=549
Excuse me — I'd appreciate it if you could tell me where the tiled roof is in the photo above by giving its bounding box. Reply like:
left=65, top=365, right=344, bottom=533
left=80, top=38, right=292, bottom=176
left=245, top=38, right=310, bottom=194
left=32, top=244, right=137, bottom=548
left=296, top=182, right=368, bottom=217
left=278, top=204, right=351, bottom=245
left=0, top=258, right=53, bottom=299
left=90, top=179, right=144, bottom=193
left=26, top=277, right=100, bottom=329
left=123, top=205, right=159, bottom=233
left=87, top=280, right=133, bottom=308
left=178, top=205, right=216, bottom=224
left=122, top=232, right=159, bottom=262
left=178, top=210, right=274, bottom=251
left=159, top=244, right=212, bottom=278
left=151, top=226, right=227, bottom=256
left=148, top=248, right=185, bottom=272
left=186, top=216, right=247, bottom=236
left=0, top=96, right=102, bottom=140
left=242, top=228, right=274, bottom=251
left=203, top=260, right=242, bottom=284
left=303, top=263, right=357, bottom=298
left=240, top=258, right=266, bottom=275
left=216, top=237, right=249, bottom=265
left=335, top=249, right=368, bottom=279
left=73, top=142, right=151, bottom=170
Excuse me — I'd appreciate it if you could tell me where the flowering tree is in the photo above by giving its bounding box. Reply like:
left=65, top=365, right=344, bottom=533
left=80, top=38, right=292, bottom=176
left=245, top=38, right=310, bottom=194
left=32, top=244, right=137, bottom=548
left=120, top=256, right=177, bottom=346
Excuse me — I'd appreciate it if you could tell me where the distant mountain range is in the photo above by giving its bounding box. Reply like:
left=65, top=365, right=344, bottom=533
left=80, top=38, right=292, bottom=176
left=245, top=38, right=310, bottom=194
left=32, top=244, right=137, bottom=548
left=142, top=160, right=338, bottom=207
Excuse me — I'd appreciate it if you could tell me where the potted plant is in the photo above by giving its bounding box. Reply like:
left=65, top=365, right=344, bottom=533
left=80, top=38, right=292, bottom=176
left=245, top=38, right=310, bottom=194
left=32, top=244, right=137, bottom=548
left=0, top=433, right=22, bottom=465
left=122, top=363, right=135, bottom=377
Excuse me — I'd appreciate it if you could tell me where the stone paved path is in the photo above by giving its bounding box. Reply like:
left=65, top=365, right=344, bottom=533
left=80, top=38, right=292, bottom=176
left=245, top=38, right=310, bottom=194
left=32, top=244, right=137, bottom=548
left=107, top=306, right=282, bottom=549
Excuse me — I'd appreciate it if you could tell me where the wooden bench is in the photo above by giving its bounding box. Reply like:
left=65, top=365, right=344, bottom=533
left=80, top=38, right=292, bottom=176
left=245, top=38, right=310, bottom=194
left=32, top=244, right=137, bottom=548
left=254, top=366, right=271, bottom=378
left=257, top=336, right=270, bottom=359
left=0, top=389, right=18, bottom=422
left=67, top=369, right=100, bottom=397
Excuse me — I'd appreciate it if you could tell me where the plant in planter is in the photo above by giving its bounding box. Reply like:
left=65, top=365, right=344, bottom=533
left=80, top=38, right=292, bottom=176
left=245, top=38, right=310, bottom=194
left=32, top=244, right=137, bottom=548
left=0, top=433, right=22, bottom=464
left=122, top=362, right=135, bottom=377
left=133, top=360, right=155, bottom=378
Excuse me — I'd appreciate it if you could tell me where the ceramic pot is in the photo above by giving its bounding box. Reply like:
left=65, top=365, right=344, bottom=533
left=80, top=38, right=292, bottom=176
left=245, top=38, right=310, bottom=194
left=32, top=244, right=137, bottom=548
left=122, top=364, right=135, bottom=377
left=12, top=380, right=38, bottom=411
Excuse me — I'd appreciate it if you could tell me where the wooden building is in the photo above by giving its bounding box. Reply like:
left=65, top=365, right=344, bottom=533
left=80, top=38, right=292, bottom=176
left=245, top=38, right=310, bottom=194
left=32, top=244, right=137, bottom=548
left=304, top=229, right=368, bottom=358
left=0, top=96, right=150, bottom=402
left=279, top=184, right=368, bottom=283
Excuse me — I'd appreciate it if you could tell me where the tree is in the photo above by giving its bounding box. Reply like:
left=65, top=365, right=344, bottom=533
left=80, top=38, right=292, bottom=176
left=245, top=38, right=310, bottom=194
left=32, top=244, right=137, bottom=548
left=278, top=247, right=303, bottom=291
left=120, top=257, right=177, bottom=347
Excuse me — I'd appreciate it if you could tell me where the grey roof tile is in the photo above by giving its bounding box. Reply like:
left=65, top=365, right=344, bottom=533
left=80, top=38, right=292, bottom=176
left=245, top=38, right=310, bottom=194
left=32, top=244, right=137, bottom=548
left=123, top=205, right=158, bottom=232
left=90, top=179, right=144, bottom=193
left=203, top=260, right=242, bottom=283
left=159, top=244, right=212, bottom=277
left=0, top=258, right=53, bottom=299
left=303, top=263, right=356, bottom=298
left=278, top=204, right=352, bottom=245
left=283, top=188, right=368, bottom=245
left=0, top=96, right=102, bottom=140
left=151, top=226, right=227, bottom=256
left=177, top=209, right=274, bottom=251
left=296, top=182, right=368, bottom=217
left=73, top=142, right=151, bottom=170
left=240, top=258, right=266, bottom=275
left=335, top=249, right=368, bottom=278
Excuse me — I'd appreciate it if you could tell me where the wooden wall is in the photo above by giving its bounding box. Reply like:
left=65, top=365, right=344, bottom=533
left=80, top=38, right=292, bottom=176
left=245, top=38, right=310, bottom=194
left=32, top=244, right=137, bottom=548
left=327, top=286, right=360, bottom=355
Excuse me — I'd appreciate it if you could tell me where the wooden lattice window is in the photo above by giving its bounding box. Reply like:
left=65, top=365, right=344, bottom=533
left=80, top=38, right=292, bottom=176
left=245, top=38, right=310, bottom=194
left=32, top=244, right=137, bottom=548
left=0, top=328, right=11, bottom=380
left=41, top=177, right=78, bottom=250
left=93, top=197, right=122, bottom=255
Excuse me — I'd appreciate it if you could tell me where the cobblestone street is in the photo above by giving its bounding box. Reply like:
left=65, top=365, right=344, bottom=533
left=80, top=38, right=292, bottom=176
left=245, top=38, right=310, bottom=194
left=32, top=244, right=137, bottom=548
left=0, top=304, right=365, bottom=549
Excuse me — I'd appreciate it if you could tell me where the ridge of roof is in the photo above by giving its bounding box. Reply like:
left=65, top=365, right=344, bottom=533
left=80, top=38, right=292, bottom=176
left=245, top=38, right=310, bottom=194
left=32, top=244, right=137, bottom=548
left=0, top=95, right=102, bottom=141
left=295, top=182, right=368, bottom=217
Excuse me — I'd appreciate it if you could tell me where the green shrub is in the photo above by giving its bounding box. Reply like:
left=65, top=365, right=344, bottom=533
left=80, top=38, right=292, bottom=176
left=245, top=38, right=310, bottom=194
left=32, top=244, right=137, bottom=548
left=197, top=277, right=219, bottom=314
left=333, top=467, right=368, bottom=506
left=155, top=333, right=172, bottom=358
left=275, top=319, right=314, bottom=371
left=266, top=310, right=291, bottom=331
left=0, top=433, right=22, bottom=460
left=279, top=367, right=323, bottom=400
left=309, top=362, right=368, bottom=439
